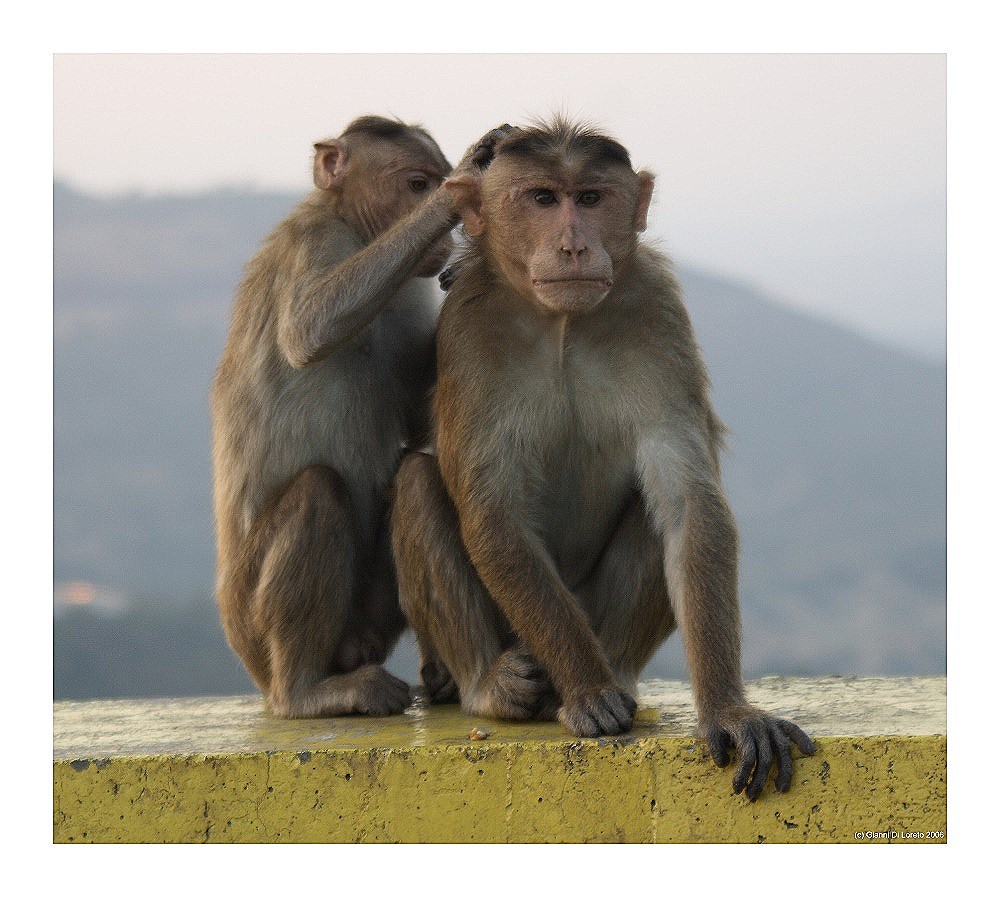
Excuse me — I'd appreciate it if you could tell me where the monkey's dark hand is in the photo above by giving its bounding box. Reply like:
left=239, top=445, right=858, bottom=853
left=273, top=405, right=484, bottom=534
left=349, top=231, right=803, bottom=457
left=454, top=124, right=519, bottom=176
left=438, top=263, right=459, bottom=291
left=702, top=705, right=815, bottom=802
left=558, top=687, right=637, bottom=737
left=471, top=124, right=518, bottom=169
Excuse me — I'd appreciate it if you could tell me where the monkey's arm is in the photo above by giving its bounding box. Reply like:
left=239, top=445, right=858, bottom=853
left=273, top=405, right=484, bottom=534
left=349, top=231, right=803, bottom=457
left=278, top=192, right=456, bottom=368
left=447, top=475, right=636, bottom=736
left=278, top=125, right=515, bottom=368
left=636, top=423, right=814, bottom=800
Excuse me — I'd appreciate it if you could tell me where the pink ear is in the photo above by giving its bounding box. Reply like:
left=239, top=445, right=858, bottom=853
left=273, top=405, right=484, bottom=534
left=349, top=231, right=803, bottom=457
left=445, top=175, right=486, bottom=237
left=633, top=170, right=655, bottom=232
left=313, top=141, right=349, bottom=191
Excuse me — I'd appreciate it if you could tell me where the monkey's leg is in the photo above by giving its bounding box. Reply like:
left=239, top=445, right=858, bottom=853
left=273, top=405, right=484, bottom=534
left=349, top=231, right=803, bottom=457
left=332, top=513, right=407, bottom=672
left=578, top=494, right=676, bottom=694
left=250, top=465, right=410, bottom=719
left=378, top=499, right=459, bottom=705
left=391, top=452, right=550, bottom=719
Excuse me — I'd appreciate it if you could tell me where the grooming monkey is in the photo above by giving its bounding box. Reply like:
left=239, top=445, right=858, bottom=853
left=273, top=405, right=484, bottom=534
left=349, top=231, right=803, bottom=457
left=212, top=116, right=510, bottom=718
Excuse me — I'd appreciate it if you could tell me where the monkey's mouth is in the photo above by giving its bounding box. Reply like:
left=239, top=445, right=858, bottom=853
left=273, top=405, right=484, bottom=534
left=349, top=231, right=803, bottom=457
left=529, top=277, right=613, bottom=314
left=532, top=278, right=613, bottom=287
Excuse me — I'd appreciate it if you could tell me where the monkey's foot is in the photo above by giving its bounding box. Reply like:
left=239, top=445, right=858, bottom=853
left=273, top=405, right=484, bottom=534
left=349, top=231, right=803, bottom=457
left=557, top=687, right=637, bottom=737
left=272, top=665, right=411, bottom=719
left=333, top=624, right=389, bottom=671
left=464, top=648, right=551, bottom=721
left=420, top=658, right=460, bottom=704
left=702, top=705, right=816, bottom=802
left=343, top=665, right=412, bottom=716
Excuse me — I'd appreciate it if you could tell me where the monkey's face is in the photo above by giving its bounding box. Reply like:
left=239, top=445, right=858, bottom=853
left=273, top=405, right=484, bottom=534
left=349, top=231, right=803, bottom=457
left=339, top=136, right=453, bottom=250
left=477, top=156, right=653, bottom=315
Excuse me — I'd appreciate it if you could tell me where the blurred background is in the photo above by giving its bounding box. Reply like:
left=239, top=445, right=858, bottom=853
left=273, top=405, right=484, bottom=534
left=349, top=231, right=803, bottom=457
left=52, top=53, right=945, bottom=699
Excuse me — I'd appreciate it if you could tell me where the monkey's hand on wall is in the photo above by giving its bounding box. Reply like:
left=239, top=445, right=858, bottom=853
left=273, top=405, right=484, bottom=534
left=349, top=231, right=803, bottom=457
left=700, top=704, right=815, bottom=802
left=557, top=687, right=638, bottom=738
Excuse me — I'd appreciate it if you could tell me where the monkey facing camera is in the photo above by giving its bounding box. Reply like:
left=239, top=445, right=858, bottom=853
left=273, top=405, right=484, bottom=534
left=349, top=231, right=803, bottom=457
left=391, top=117, right=814, bottom=801
left=211, top=117, right=510, bottom=721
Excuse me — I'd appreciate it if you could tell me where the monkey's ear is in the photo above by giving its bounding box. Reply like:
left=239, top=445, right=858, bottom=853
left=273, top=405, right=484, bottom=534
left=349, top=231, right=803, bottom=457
left=445, top=175, right=486, bottom=237
left=633, top=170, right=655, bottom=233
left=313, top=140, right=349, bottom=191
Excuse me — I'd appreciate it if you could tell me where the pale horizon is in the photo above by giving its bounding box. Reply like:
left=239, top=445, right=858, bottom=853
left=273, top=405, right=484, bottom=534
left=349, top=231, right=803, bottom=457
left=54, top=53, right=946, bottom=360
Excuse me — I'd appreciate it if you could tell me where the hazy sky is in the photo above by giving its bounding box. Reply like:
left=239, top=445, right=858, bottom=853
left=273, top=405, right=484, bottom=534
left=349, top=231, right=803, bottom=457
left=53, top=53, right=945, bottom=359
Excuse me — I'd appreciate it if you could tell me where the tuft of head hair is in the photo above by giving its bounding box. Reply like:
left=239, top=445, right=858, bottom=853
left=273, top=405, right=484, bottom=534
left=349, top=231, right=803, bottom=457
left=340, top=115, right=422, bottom=142
left=495, top=115, right=633, bottom=170
left=337, top=115, right=449, bottom=169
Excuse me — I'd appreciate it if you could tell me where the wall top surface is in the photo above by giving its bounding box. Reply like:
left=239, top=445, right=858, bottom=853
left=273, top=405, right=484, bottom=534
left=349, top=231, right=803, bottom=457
left=53, top=676, right=945, bottom=760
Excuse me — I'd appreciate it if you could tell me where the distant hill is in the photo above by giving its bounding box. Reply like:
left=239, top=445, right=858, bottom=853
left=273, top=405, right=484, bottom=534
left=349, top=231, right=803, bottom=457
left=52, top=182, right=945, bottom=700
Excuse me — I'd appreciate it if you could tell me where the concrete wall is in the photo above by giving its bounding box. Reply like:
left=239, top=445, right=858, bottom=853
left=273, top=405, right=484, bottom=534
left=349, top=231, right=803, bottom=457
left=53, top=676, right=946, bottom=843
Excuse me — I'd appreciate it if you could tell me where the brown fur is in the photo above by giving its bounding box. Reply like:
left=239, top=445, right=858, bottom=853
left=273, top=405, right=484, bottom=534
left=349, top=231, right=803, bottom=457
left=391, top=119, right=814, bottom=799
left=211, top=118, right=510, bottom=718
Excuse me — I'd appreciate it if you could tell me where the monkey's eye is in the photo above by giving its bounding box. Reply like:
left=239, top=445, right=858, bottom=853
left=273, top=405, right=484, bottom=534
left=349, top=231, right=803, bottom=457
left=532, top=189, right=558, bottom=206
left=577, top=190, right=601, bottom=206
left=409, top=177, right=430, bottom=193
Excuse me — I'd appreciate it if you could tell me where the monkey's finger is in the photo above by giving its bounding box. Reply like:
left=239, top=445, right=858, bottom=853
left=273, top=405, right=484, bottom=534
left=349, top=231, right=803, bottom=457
left=482, top=125, right=512, bottom=141
left=367, top=690, right=410, bottom=716
left=732, top=726, right=757, bottom=795
left=581, top=714, right=605, bottom=737
left=471, top=126, right=517, bottom=168
left=779, top=719, right=815, bottom=756
left=745, top=720, right=772, bottom=802
left=387, top=691, right=414, bottom=714
left=604, top=692, right=635, bottom=732
left=559, top=705, right=601, bottom=738
left=773, top=725, right=794, bottom=793
left=384, top=672, right=413, bottom=707
left=706, top=728, right=732, bottom=767
left=480, top=125, right=515, bottom=145
left=586, top=694, right=625, bottom=735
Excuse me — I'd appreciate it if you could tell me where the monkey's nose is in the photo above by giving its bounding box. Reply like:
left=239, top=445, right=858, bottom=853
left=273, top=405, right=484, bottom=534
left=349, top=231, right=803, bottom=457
left=559, top=240, right=588, bottom=259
